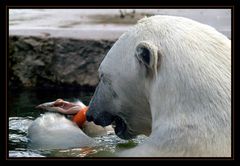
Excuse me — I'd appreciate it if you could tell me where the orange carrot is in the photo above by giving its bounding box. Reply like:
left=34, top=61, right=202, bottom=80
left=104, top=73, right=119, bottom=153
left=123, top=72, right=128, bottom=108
left=72, top=106, right=88, bottom=128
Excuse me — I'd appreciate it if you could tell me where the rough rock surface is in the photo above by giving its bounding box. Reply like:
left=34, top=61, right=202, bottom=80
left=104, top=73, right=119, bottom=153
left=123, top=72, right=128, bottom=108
left=9, top=36, right=114, bottom=89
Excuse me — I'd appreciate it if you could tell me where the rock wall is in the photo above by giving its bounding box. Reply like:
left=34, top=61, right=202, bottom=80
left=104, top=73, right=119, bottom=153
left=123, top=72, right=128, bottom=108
left=9, top=36, right=115, bottom=90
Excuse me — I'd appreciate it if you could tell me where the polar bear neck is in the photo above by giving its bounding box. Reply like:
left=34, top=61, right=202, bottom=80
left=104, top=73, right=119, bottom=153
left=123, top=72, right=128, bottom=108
left=147, top=51, right=231, bottom=156
left=149, top=36, right=231, bottom=134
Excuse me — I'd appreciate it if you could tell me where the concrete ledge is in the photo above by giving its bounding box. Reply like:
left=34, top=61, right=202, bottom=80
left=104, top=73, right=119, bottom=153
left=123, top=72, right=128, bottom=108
left=9, top=28, right=127, bottom=41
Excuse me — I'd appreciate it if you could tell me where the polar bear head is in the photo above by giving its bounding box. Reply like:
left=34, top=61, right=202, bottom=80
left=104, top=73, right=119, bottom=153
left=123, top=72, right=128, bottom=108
left=86, top=15, right=231, bottom=142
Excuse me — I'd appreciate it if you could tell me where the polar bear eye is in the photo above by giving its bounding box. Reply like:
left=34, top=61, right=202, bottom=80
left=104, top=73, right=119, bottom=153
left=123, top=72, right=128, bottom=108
left=99, top=71, right=105, bottom=80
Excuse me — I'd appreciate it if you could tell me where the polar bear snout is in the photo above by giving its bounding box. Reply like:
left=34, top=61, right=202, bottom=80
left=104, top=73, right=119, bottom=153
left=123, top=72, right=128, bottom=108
left=87, top=82, right=132, bottom=139
left=87, top=102, right=114, bottom=127
left=87, top=96, right=128, bottom=139
left=87, top=82, right=114, bottom=126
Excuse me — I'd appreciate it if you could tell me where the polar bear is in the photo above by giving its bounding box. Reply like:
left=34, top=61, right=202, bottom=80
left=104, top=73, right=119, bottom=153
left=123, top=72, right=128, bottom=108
left=86, top=15, right=231, bottom=157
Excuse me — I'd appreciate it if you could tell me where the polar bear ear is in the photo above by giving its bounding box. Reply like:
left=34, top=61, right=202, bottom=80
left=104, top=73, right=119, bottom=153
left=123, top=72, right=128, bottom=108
left=135, top=41, right=161, bottom=77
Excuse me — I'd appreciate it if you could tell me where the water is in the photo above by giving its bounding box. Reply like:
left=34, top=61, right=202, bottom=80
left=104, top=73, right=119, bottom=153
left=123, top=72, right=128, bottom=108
left=8, top=89, right=147, bottom=157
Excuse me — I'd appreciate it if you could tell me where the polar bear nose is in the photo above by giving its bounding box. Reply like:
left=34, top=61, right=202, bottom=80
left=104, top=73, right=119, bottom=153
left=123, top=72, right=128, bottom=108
left=86, top=100, right=97, bottom=122
left=87, top=103, right=114, bottom=127
left=86, top=110, right=94, bottom=122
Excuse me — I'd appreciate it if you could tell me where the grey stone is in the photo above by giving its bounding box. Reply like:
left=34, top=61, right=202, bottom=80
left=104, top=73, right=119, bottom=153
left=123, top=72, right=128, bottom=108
left=9, top=36, right=114, bottom=89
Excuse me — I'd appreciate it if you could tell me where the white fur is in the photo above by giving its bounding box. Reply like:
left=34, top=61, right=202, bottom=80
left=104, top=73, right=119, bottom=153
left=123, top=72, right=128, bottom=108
left=102, top=16, right=231, bottom=157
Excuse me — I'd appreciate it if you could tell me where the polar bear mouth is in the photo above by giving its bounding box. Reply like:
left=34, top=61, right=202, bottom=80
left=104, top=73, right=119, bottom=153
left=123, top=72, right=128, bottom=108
left=111, top=116, right=127, bottom=139
left=86, top=109, right=132, bottom=139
